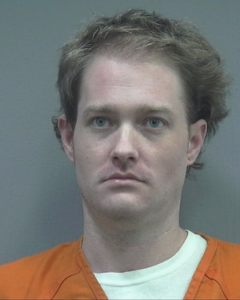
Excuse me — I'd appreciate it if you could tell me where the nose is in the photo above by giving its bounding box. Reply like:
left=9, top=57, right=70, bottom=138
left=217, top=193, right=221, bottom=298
left=110, top=125, right=139, bottom=167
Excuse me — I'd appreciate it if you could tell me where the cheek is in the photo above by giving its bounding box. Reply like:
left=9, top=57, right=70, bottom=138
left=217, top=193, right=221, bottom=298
left=73, top=134, right=107, bottom=180
left=74, top=152, right=93, bottom=195
left=152, top=138, right=188, bottom=177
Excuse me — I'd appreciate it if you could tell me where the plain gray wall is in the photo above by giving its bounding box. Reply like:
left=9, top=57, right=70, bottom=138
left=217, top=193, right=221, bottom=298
left=1, top=0, right=240, bottom=265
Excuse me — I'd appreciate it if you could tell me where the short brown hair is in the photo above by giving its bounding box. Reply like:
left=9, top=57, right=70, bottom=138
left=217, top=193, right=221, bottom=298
left=53, top=9, right=230, bottom=172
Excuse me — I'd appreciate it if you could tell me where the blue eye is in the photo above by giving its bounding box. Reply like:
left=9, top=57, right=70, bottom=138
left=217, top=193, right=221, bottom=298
left=146, top=118, right=164, bottom=128
left=92, top=117, right=109, bottom=127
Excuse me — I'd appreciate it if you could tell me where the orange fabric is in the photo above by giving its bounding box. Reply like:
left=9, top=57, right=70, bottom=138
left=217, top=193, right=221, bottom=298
left=0, top=234, right=240, bottom=299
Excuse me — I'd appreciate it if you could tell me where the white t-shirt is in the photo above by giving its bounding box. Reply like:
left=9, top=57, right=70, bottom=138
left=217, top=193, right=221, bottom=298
left=94, top=231, right=207, bottom=300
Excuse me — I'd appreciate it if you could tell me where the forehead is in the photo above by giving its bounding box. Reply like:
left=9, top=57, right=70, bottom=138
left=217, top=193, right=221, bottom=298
left=79, top=55, right=187, bottom=116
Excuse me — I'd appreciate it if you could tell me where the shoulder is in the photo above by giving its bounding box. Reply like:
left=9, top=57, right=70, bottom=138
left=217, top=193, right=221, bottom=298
left=217, top=238, right=240, bottom=255
left=212, top=237, right=240, bottom=271
left=0, top=239, right=81, bottom=299
left=202, top=234, right=240, bottom=265
left=0, top=239, right=81, bottom=277
left=201, top=234, right=240, bottom=297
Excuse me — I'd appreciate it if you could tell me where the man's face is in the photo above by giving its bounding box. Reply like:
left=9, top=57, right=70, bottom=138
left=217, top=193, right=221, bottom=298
left=60, top=55, right=206, bottom=226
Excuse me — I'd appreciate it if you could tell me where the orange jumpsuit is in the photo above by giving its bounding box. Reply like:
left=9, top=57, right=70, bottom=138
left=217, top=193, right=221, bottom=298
left=0, top=234, right=240, bottom=299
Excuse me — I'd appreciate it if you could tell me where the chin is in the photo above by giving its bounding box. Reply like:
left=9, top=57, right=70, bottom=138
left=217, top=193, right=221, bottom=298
left=98, top=194, right=153, bottom=220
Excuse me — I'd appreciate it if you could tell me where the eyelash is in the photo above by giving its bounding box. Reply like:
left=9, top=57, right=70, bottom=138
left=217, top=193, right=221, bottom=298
left=91, top=117, right=112, bottom=128
left=143, top=118, right=166, bottom=128
left=90, top=117, right=167, bottom=129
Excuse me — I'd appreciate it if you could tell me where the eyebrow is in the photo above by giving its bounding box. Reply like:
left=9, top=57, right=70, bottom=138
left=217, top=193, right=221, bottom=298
left=82, top=103, right=174, bottom=118
left=82, top=104, right=118, bottom=118
left=136, top=104, right=174, bottom=116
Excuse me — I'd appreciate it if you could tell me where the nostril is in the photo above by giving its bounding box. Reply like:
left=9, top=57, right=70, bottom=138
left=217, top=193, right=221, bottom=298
left=110, top=127, right=139, bottom=163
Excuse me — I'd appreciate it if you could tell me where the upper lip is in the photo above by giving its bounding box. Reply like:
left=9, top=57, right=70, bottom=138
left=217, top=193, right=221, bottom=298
left=104, top=173, right=143, bottom=182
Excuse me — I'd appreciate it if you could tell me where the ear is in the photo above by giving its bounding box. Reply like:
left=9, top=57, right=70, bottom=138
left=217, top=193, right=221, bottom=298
left=58, top=114, right=75, bottom=163
left=187, top=119, right=207, bottom=166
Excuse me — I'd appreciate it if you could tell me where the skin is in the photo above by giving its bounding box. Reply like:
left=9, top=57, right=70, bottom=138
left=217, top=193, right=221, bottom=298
left=59, top=55, right=206, bottom=273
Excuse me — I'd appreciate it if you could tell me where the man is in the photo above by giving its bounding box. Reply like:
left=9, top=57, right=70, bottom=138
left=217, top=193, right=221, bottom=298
left=0, top=9, right=239, bottom=300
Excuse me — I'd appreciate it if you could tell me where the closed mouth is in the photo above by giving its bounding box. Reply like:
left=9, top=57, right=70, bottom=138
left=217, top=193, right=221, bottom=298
left=105, top=173, right=143, bottom=182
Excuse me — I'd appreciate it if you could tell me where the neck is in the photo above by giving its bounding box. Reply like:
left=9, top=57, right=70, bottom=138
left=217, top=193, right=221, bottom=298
left=81, top=210, right=187, bottom=273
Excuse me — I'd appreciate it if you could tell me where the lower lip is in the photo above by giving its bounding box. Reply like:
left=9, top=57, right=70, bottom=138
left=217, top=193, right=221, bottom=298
left=104, top=178, right=142, bottom=186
